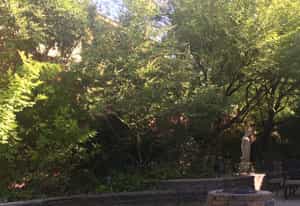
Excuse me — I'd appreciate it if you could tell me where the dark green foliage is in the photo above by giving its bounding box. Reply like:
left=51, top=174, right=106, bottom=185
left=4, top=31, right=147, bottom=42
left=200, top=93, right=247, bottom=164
left=1, top=0, right=300, bottom=201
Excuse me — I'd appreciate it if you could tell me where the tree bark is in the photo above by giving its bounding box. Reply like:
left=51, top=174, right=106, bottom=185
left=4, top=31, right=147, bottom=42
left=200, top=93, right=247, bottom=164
left=261, top=110, right=275, bottom=160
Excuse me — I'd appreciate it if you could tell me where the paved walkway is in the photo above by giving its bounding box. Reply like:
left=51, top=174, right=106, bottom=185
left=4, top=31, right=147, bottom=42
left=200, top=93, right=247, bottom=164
left=277, top=199, right=300, bottom=206
left=275, top=193, right=300, bottom=206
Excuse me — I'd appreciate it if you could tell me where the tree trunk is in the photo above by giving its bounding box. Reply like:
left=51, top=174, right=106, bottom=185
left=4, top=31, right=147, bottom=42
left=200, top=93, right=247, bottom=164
left=261, top=110, right=275, bottom=160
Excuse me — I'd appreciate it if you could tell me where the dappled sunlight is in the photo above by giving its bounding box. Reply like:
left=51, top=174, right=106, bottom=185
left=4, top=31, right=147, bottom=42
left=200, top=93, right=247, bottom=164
left=1, top=0, right=300, bottom=203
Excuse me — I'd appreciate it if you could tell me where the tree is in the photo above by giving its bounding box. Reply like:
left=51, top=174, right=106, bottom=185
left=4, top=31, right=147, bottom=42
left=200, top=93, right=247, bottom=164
left=0, top=0, right=90, bottom=197
left=171, top=0, right=300, bottom=158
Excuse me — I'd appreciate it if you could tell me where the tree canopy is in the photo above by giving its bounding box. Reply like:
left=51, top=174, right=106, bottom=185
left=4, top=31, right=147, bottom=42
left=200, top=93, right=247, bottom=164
left=1, top=0, right=300, bottom=200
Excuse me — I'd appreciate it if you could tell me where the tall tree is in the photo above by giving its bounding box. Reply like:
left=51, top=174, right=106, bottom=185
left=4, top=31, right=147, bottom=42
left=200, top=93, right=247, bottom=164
left=171, top=0, right=300, bottom=157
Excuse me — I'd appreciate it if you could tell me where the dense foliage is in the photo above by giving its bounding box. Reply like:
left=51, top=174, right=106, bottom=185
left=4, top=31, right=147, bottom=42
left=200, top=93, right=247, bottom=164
left=1, top=0, right=300, bottom=201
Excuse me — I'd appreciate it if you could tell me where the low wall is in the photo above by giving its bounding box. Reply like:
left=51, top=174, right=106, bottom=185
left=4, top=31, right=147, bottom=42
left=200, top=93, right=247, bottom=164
left=158, top=176, right=254, bottom=200
left=0, top=176, right=254, bottom=206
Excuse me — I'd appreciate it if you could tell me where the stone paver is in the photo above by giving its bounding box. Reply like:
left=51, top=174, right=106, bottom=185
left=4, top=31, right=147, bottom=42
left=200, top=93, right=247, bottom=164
left=276, top=199, right=300, bottom=206
left=274, top=189, right=300, bottom=206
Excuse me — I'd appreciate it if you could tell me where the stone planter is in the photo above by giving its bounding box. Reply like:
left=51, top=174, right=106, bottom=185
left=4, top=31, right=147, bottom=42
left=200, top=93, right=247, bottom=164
left=207, top=190, right=274, bottom=206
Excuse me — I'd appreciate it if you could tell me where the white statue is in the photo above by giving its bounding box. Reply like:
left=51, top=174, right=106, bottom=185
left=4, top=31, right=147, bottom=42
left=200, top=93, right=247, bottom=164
left=241, top=126, right=255, bottom=162
left=239, top=124, right=256, bottom=174
left=241, top=131, right=251, bottom=162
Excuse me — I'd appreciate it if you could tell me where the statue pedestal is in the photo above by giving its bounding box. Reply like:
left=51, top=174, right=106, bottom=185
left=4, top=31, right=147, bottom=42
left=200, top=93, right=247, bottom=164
left=239, top=161, right=254, bottom=174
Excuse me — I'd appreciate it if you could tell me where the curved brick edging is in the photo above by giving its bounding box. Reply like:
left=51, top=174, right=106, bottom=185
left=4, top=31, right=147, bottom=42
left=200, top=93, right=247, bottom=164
left=0, top=176, right=254, bottom=206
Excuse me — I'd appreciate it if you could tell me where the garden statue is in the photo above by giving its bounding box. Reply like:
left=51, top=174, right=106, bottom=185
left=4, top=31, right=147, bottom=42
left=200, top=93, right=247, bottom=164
left=239, top=124, right=256, bottom=174
left=241, top=130, right=252, bottom=162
